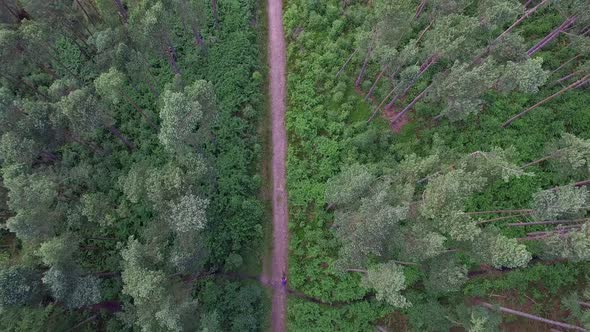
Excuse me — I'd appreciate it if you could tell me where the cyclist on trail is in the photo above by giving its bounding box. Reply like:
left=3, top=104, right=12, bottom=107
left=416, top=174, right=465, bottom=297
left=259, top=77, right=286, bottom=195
left=281, top=271, right=287, bottom=286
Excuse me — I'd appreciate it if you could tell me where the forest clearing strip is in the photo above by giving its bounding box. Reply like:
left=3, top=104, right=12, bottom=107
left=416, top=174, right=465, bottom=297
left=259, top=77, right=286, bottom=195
left=266, top=0, right=289, bottom=330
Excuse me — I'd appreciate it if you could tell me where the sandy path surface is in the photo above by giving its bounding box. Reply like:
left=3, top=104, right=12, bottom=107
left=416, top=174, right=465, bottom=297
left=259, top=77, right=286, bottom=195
left=267, top=0, right=288, bottom=330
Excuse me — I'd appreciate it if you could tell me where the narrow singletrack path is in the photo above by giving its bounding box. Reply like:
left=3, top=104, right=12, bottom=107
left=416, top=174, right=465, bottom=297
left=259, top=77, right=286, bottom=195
left=267, top=0, right=288, bottom=330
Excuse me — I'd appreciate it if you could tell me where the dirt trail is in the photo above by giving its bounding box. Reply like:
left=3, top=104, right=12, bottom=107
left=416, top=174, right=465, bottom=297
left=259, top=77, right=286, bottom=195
left=267, top=0, right=289, bottom=330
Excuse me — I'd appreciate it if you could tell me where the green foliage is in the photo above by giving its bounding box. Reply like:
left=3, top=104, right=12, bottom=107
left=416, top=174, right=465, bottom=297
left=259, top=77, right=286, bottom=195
left=0, top=0, right=265, bottom=329
left=0, top=266, right=41, bottom=308
left=471, top=229, right=532, bottom=269
left=407, top=300, right=453, bottom=332
left=287, top=297, right=389, bottom=332
left=424, top=256, right=468, bottom=295
left=168, top=194, right=209, bottom=234
left=198, top=280, right=266, bottom=332
left=364, top=262, right=410, bottom=308
left=532, top=185, right=589, bottom=221
left=285, top=0, right=590, bottom=328
left=42, top=267, right=101, bottom=309
left=464, top=263, right=583, bottom=297
left=325, top=164, right=375, bottom=206
left=545, top=222, right=590, bottom=261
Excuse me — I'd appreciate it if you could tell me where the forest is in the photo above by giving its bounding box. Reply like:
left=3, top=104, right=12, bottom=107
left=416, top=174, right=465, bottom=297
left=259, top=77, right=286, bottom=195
left=284, top=0, right=590, bottom=330
left=1, top=0, right=590, bottom=331
left=0, top=0, right=268, bottom=330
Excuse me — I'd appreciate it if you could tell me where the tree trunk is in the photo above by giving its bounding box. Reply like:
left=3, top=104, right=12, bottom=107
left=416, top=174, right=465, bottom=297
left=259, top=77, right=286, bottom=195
left=502, top=75, right=590, bottom=128
left=574, top=179, right=590, bottom=187
left=391, top=84, right=432, bottom=124
left=385, top=54, right=438, bottom=110
left=46, top=47, right=80, bottom=79
left=191, top=25, right=204, bottom=46
left=502, top=74, right=590, bottom=127
left=523, top=0, right=533, bottom=9
left=135, top=52, right=160, bottom=97
left=478, top=301, right=587, bottom=331
left=86, top=0, right=101, bottom=17
left=549, top=54, right=581, bottom=75
left=67, top=131, right=103, bottom=155
left=40, top=151, right=58, bottom=161
left=368, top=86, right=397, bottom=122
left=465, top=209, right=533, bottom=215
left=475, top=213, right=530, bottom=225
left=211, top=0, right=219, bottom=26
left=163, top=31, right=181, bottom=75
left=86, top=237, right=117, bottom=241
left=0, top=73, right=50, bottom=100
left=521, top=154, right=555, bottom=168
left=336, top=49, right=358, bottom=78
left=75, top=0, right=96, bottom=29
left=112, top=0, right=128, bottom=23
left=346, top=268, right=368, bottom=273
left=494, top=0, right=549, bottom=42
left=122, top=94, right=159, bottom=130
left=356, top=49, right=372, bottom=88
left=364, top=70, right=385, bottom=101
left=107, top=126, right=135, bottom=151
left=66, top=315, right=98, bottom=332
left=556, top=69, right=584, bottom=85
left=416, top=21, right=432, bottom=44
left=508, top=218, right=588, bottom=227
left=415, top=0, right=428, bottom=18
left=90, top=300, right=122, bottom=313
left=527, top=16, right=577, bottom=56
left=0, top=0, right=19, bottom=20
left=93, top=271, right=120, bottom=277
left=525, top=225, right=580, bottom=237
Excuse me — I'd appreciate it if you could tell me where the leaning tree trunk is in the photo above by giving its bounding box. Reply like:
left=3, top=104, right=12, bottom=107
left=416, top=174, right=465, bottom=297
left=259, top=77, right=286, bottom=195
left=0, top=72, right=49, bottom=100
left=211, top=0, right=219, bottom=26
left=107, top=126, right=135, bottom=151
left=475, top=213, right=531, bottom=225
left=74, top=0, right=96, bottom=29
left=478, top=302, right=587, bottom=331
left=112, top=0, right=128, bottom=23
left=465, top=209, right=533, bottom=215
left=508, top=218, right=588, bottom=227
left=521, top=150, right=563, bottom=168
left=355, top=49, right=372, bottom=88
left=385, top=54, right=438, bottom=110
left=391, top=83, right=432, bottom=124
left=415, top=0, right=428, bottom=18
left=502, top=74, right=590, bottom=127
left=0, top=0, right=19, bottom=20
left=549, top=54, right=581, bottom=75
left=365, top=70, right=385, bottom=101
left=494, top=0, right=549, bottom=42
left=122, top=93, right=159, bottom=130
left=162, top=31, right=181, bottom=75
left=336, top=49, right=358, bottom=78
left=527, top=16, right=577, bottom=56
left=555, top=68, right=584, bottom=85
left=574, top=179, right=590, bottom=187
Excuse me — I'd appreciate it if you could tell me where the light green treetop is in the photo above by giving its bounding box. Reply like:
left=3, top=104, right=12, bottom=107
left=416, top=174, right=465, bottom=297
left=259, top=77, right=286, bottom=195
left=363, top=262, right=410, bottom=308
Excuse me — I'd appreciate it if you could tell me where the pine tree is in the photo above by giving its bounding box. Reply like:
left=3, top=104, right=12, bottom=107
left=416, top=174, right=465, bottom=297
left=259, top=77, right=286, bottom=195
left=471, top=228, right=531, bottom=269
left=0, top=266, right=41, bottom=308
left=363, top=262, right=410, bottom=308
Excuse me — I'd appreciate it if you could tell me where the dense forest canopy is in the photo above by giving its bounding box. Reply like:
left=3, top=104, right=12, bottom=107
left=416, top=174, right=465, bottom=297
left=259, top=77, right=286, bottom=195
left=0, top=0, right=266, bottom=330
